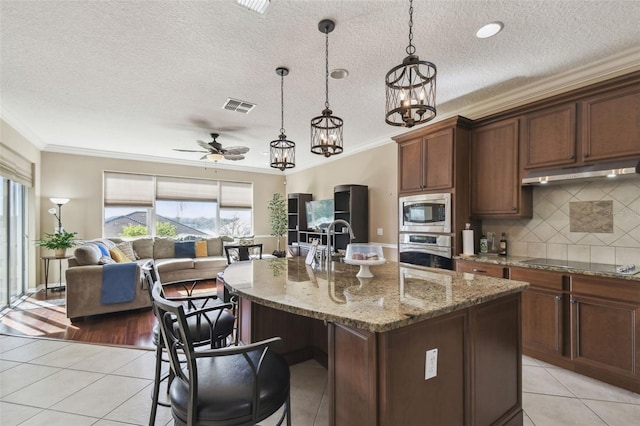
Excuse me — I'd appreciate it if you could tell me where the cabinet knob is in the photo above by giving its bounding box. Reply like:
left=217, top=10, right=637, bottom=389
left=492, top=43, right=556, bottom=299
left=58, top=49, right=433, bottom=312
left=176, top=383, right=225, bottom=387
left=568, top=154, right=575, bottom=160
left=555, top=295, right=562, bottom=301
left=570, top=299, right=576, bottom=304
left=584, top=153, right=590, bottom=158
left=512, top=207, right=517, bottom=211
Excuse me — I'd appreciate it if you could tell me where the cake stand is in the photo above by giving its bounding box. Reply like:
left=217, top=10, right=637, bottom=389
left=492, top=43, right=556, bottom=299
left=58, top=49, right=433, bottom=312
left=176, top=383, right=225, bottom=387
left=344, top=258, right=387, bottom=278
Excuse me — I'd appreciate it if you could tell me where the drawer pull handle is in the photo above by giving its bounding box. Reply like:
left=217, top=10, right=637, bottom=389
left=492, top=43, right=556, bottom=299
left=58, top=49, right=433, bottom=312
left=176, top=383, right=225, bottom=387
left=472, top=268, right=486, bottom=273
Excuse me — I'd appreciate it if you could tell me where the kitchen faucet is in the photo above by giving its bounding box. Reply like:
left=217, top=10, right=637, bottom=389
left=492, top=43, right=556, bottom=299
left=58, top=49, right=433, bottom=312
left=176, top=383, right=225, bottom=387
left=326, top=219, right=356, bottom=265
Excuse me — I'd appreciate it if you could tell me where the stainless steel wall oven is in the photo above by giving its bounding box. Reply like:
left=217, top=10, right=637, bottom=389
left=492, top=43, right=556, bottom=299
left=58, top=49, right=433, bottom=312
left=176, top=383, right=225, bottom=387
left=398, top=233, right=453, bottom=270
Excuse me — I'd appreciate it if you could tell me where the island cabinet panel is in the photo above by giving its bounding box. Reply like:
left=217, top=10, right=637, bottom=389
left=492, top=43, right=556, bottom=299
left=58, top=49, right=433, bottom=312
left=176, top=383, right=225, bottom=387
left=328, top=296, right=522, bottom=426
left=580, top=84, right=640, bottom=162
left=471, top=118, right=532, bottom=218
left=510, top=268, right=565, bottom=358
left=328, top=324, right=378, bottom=426
left=522, top=103, right=577, bottom=169
left=569, top=275, right=640, bottom=391
left=470, top=295, right=522, bottom=426
left=377, top=311, right=466, bottom=426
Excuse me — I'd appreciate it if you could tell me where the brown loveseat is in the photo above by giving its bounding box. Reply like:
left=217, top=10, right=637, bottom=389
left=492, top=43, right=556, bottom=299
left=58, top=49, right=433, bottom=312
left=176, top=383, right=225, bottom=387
left=65, top=236, right=231, bottom=320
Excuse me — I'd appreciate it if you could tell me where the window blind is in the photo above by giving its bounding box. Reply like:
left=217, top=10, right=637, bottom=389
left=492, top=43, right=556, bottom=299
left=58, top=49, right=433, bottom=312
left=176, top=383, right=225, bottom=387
left=220, top=181, right=252, bottom=208
left=156, top=176, right=218, bottom=201
left=104, top=172, right=154, bottom=207
left=0, top=143, right=33, bottom=187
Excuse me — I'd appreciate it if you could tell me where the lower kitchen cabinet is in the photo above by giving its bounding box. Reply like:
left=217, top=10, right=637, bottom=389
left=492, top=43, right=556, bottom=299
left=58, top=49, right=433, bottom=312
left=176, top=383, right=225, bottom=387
left=569, top=275, right=640, bottom=392
left=456, top=261, right=640, bottom=393
left=510, top=268, right=566, bottom=358
left=455, top=259, right=506, bottom=278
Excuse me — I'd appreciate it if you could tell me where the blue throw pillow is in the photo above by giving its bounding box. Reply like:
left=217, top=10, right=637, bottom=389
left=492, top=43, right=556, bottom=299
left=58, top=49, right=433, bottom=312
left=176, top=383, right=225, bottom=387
left=174, top=241, right=196, bottom=258
left=95, top=242, right=110, bottom=257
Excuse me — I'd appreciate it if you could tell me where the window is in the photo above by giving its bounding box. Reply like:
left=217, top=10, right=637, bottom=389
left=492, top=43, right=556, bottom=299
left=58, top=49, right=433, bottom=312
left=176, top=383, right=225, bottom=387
left=103, top=172, right=252, bottom=238
left=0, top=143, right=31, bottom=308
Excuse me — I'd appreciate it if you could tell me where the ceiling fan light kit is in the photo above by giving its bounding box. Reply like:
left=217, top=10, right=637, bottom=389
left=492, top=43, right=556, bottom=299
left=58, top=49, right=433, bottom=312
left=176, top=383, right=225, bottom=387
left=270, top=67, right=296, bottom=171
left=385, top=0, right=437, bottom=128
left=310, top=19, right=344, bottom=158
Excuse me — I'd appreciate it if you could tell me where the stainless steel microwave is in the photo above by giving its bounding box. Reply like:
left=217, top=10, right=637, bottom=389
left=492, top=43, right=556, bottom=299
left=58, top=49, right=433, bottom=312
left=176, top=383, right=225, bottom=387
left=399, top=193, right=451, bottom=233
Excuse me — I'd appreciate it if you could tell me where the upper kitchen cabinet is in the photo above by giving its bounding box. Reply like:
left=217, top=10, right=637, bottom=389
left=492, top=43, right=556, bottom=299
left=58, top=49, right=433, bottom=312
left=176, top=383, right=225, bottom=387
left=522, top=103, right=577, bottom=169
left=395, top=116, right=472, bottom=195
left=580, top=84, right=640, bottom=162
left=471, top=118, right=532, bottom=218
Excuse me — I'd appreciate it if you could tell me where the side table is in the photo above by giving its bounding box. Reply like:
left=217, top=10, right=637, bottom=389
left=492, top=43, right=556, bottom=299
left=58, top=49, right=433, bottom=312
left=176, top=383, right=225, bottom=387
left=42, top=255, right=72, bottom=293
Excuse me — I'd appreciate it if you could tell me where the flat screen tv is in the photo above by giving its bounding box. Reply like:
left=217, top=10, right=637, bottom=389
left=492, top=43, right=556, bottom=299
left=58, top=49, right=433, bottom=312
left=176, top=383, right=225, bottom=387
left=305, top=199, right=334, bottom=231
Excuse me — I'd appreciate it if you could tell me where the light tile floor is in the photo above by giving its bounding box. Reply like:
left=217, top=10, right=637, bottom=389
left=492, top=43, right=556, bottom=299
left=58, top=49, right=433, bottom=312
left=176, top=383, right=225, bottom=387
left=2, top=334, right=639, bottom=425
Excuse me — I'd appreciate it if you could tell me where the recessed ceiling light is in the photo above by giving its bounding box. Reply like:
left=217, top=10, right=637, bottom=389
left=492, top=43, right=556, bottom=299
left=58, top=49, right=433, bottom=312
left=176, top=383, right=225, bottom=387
left=330, top=68, right=349, bottom=79
left=475, top=21, right=504, bottom=39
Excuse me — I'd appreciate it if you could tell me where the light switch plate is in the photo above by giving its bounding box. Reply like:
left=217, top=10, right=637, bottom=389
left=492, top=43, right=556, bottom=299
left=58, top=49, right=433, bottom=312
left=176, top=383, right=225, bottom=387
left=425, top=348, right=438, bottom=380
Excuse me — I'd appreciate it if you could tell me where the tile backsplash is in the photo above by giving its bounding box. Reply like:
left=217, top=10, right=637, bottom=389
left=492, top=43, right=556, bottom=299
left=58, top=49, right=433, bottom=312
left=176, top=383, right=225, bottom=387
left=482, top=179, right=640, bottom=265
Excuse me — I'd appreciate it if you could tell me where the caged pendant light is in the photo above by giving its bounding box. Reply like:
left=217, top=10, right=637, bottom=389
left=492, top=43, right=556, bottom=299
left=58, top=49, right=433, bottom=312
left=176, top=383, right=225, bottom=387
left=310, top=19, right=343, bottom=158
left=385, top=0, right=437, bottom=128
left=270, top=67, right=296, bottom=171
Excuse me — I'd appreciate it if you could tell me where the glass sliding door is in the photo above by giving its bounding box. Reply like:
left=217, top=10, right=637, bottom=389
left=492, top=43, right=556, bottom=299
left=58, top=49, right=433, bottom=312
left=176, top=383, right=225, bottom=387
left=0, top=177, right=28, bottom=309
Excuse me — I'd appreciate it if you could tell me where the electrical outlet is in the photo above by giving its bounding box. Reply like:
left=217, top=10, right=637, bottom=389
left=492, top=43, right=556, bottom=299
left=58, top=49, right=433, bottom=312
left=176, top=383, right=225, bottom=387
left=425, top=348, right=438, bottom=380
left=377, top=228, right=383, bottom=236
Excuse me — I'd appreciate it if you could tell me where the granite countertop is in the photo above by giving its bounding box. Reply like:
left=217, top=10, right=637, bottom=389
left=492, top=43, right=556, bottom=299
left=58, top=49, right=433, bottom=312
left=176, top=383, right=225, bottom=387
left=222, top=257, right=528, bottom=333
left=454, top=254, right=640, bottom=282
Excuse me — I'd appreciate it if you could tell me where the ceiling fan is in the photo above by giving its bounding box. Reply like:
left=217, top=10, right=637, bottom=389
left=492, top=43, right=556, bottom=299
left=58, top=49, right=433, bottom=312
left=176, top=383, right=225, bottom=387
left=173, top=133, right=250, bottom=161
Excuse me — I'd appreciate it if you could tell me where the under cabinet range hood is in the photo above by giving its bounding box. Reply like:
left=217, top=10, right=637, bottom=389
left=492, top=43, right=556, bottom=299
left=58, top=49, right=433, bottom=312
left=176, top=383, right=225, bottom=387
left=522, top=158, right=640, bottom=185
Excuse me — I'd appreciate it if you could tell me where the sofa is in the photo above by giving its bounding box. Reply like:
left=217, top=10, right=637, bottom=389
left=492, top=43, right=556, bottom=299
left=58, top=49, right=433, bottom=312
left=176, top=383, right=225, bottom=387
left=65, top=236, right=232, bottom=320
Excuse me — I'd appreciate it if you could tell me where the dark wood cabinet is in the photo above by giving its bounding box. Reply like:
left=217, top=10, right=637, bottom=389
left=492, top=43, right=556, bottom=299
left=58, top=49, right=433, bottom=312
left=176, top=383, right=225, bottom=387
left=569, top=275, right=640, bottom=392
left=522, top=103, right=577, bottom=169
left=333, top=184, right=368, bottom=251
left=511, top=268, right=565, bottom=358
left=471, top=118, right=532, bottom=218
left=395, top=116, right=472, bottom=196
left=328, top=295, right=522, bottom=426
left=580, top=84, right=640, bottom=162
left=287, top=193, right=312, bottom=245
left=455, top=259, right=506, bottom=278
left=397, top=129, right=454, bottom=193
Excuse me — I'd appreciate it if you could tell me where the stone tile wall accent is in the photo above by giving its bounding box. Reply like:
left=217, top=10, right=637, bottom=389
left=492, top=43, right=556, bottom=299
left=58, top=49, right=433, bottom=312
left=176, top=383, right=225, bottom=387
left=482, top=179, right=640, bottom=265
left=569, top=200, right=613, bottom=233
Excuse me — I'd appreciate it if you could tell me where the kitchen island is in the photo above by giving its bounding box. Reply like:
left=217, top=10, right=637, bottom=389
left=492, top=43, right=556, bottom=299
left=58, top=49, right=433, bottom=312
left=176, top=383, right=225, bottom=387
left=223, top=257, right=529, bottom=426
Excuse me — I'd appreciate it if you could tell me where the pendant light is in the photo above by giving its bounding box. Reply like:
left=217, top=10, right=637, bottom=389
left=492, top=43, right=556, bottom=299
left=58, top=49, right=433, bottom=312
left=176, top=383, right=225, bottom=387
left=310, top=19, right=343, bottom=158
left=385, top=0, right=437, bottom=128
left=270, top=67, right=296, bottom=171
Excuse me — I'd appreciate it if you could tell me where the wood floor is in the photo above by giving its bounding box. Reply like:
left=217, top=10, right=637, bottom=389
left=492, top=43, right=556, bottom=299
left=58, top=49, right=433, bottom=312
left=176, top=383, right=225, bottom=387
left=0, top=281, right=217, bottom=348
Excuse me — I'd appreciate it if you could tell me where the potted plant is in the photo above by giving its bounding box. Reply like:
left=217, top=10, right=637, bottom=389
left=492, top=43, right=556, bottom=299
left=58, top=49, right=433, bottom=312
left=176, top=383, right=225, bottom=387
left=36, top=230, right=78, bottom=257
left=268, top=193, right=287, bottom=258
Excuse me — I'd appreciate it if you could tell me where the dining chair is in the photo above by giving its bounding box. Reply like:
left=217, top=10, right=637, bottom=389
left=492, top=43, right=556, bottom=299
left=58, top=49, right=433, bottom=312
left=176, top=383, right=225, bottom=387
left=141, top=262, right=236, bottom=426
left=151, top=282, right=291, bottom=426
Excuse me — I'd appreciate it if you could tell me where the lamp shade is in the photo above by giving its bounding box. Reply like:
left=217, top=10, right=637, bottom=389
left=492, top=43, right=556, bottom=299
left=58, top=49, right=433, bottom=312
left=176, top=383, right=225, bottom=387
left=50, top=197, right=70, bottom=205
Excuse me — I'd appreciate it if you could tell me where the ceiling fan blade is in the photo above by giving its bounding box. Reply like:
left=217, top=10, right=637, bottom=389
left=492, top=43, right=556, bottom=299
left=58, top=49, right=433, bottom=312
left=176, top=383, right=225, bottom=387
left=224, top=154, right=245, bottom=161
left=200, top=154, right=209, bottom=160
left=196, top=140, right=214, bottom=150
left=222, top=146, right=250, bottom=155
left=173, top=149, right=209, bottom=153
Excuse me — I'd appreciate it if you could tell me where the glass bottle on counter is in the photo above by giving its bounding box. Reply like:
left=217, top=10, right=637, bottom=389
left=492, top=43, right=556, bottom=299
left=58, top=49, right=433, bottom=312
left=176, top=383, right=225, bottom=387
left=480, top=234, right=488, bottom=254
left=499, top=232, right=508, bottom=256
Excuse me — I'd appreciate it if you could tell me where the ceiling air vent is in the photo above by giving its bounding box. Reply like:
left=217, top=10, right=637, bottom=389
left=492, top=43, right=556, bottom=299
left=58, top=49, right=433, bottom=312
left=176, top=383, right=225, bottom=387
left=223, top=98, right=256, bottom=114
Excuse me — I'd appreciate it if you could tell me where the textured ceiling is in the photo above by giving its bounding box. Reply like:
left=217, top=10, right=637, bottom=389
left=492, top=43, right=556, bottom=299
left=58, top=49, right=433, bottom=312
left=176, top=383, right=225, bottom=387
left=1, top=0, right=640, bottom=173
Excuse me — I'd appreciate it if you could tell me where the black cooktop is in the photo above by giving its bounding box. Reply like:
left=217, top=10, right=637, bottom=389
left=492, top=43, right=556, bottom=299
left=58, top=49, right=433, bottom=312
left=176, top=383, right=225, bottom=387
left=521, top=258, right=637, bottom=275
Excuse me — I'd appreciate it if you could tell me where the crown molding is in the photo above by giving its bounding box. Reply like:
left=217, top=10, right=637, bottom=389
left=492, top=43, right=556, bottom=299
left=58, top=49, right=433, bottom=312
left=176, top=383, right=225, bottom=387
left=43, top=144, right=284, bottom=175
